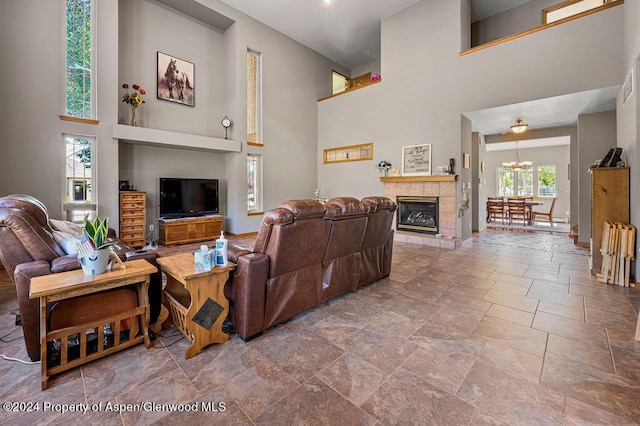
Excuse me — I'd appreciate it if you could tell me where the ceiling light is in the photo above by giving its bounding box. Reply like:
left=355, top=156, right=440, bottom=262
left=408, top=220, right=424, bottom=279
left=511, top=119, right=528, bottom=134
left=502, top=141, right=532, bottom=171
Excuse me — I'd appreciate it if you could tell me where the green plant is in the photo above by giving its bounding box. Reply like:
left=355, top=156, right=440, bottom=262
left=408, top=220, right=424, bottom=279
left=83, top=216, right=114, bottom=250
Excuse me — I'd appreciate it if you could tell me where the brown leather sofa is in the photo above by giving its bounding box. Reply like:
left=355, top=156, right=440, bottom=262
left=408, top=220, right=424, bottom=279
left=0, top=194, right=162, bottom=361
left=224, top=196, right=396, bottom=341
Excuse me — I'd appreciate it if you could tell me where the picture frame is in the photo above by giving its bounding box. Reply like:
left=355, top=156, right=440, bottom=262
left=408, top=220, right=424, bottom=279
left=401, top=144, right=431, bottom=176
left=157, top=52, right=195, bottom=106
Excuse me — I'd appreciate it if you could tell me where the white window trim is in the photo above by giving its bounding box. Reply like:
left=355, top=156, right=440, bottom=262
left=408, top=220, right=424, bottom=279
left=62, top=0, right=97, bottom=119
left=247, top=49, right=262, bottom=144
left=63, top=133, right=97, bottom=220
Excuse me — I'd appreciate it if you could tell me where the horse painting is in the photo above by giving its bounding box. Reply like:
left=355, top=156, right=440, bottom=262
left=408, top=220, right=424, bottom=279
left=157, top=53, right=194, bottom=106
left=164, top=59, right=192, bottom=102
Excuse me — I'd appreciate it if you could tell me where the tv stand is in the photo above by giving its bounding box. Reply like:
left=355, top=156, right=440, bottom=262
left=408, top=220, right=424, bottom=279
left=159, top=215, right=222, bottom=246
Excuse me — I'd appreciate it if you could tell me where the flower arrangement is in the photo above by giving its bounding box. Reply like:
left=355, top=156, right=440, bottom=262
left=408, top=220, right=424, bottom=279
left=122, top=83, right=146, bottom=126
left=376, top=160, right=392, bottom=176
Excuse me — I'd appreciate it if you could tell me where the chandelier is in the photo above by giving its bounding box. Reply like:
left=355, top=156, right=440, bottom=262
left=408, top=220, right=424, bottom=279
left=511, top=119, right=528, bottom=133
left=502, top=141, right=532, bottom=171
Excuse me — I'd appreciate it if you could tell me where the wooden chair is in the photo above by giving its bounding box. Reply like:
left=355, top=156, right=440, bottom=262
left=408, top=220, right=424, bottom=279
left=532, top=197, right=557, bottom=226
left=486, top=198, right=505, bottom=223
left=507, top=198, right=527, bottom=225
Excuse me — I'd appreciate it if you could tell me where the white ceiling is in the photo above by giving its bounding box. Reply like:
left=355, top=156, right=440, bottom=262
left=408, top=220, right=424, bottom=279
left=219, top=0, right=523, bottom=70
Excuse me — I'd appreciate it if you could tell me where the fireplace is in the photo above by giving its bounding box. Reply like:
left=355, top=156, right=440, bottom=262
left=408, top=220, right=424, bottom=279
left=396, top=196, right=439, bottom=234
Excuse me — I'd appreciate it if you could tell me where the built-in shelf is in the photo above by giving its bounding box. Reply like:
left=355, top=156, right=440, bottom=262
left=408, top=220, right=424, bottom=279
left=112, top=124, right=241, bottom=153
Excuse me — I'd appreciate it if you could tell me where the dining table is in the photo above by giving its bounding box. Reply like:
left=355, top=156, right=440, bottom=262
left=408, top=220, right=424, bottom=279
left=487, top=198, right=543, bottom=225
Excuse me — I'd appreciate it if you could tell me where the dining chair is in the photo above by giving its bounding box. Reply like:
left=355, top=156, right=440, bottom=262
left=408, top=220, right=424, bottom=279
left=531, top=197, right=557, bottom=226
left=486, top=198, right=505, bottom=223
left=507, top=198, right=527, bottom=225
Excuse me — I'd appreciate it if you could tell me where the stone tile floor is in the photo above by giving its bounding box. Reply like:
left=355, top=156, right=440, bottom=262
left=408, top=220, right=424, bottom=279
left=1, top=230, right=639, bottom=425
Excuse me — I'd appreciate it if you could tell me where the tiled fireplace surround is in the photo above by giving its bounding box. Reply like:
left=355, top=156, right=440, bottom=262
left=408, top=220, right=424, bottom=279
left=381, top=175, right=461, bottom=250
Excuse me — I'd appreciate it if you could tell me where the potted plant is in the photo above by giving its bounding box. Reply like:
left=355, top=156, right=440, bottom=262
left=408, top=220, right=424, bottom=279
left=78, top=216, right=116, bottom=275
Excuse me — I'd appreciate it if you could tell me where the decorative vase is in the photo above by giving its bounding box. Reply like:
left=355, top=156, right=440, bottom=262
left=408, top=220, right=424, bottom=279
left=79, top=248, right=110, bottom=275
left=129, top=106, right=137, bottom=126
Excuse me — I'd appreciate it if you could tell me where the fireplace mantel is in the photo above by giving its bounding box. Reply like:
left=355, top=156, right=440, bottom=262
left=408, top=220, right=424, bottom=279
left=380, top=175, right=457, bottom=183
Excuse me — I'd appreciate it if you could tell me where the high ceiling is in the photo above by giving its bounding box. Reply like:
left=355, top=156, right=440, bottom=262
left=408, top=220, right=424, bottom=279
left=219, top=0, right=525, bottom=70
left=217, top=0, right=618, bottom=136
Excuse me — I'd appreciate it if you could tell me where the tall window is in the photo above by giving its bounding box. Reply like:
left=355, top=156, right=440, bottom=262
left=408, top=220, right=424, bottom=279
left=65, top=135, right=95, bottom=222
left=247, top=50, right=262, bottom=144
left=247, top=154, right=263, bottom=213
left=517, top=169, right=534, bottom=196
left=538, top=165, right=557, bottom=197
left=498, top=169, right=514, bottom=197
left=65, top=0, right=95, bottom=118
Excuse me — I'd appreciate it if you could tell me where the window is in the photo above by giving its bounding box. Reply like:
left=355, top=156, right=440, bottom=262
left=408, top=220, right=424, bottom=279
left=498, top=168, right=514, bottom=197
left=332, top=70, right=348, bottom=95
left=543, top=0, right=617, bottom=24
left=65, top=0, right=95, bottom=118
left=538, top=165, right=557, bottom=197
left=517, top=169, right=533, bottom=196
left=499, top=168, right=534, bottom=197
left=247, top=50, right=262, bottom=144
left=247, top=154, right=263, bottom=213
left=65, top=135, right=96, bottom=222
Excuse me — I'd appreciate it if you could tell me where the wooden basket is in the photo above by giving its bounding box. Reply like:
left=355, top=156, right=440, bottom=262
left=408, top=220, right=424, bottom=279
left=165, top=291, right=193, bottom=341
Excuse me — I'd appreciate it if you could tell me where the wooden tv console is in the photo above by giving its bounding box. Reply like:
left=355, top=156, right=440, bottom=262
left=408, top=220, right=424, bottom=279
left=159, top=215, right=222, bottom=246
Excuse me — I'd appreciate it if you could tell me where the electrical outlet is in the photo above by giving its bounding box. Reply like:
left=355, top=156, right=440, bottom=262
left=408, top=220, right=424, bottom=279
left=149, top=224, right=154, bottom=232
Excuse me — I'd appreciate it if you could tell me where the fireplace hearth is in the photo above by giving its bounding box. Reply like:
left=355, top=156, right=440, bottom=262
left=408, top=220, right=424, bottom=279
left=396, top=196, right=438, bottom=234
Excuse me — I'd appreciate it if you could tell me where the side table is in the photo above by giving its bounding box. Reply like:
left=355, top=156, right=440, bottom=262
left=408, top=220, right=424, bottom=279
left=157, top=252, right=234, bottom=359
left=29, top=259, right=157, bottom=390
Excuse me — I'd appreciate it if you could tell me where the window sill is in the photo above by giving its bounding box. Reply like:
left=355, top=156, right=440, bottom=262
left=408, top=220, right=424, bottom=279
left=247, top=141, right=263, bottom=147
left=60, top=115, right=100, bottom=125
left=247, top=211, right=264, bottom=216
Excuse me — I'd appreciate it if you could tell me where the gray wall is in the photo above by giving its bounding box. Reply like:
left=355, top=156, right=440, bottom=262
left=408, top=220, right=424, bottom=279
left=618, top=0, right=640, bottom=277
left=472, top=132, right=487, bottom=232
left=0, top=0, right=347, bottom=235
left=577, top=110, right=617, bottom=243
left=0, top=0, right=121, bottom=221
left=317, top=0, right=623, bottom=238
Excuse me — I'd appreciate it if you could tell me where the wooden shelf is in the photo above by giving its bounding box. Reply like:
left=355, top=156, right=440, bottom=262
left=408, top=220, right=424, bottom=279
left=380, top=175, right=457, bottom=183
left=113, top=124, right=241, bottom=153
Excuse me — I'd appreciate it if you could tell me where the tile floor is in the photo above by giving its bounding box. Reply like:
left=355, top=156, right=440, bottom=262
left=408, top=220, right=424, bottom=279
left=1, top=230, right=639, bottom=425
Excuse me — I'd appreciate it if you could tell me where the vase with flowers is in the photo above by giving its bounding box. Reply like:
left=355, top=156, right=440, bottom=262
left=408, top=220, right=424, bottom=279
left=122, top=83, right=146, bottom=126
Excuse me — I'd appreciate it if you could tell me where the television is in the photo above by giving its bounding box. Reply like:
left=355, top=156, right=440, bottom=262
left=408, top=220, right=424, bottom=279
left=159, top=178, right=220, bottom=218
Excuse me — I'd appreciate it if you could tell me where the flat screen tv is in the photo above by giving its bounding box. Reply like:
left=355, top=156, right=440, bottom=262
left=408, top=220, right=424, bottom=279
left=159, top=178, right=219, bottom=219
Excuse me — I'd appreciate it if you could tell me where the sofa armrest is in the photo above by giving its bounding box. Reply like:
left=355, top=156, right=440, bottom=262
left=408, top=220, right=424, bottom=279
left=51, top=254, right=80, bottom=273
left=224, top=252, right=269, bottom=340
left=14, top=260, right=53, bottom=360
left=228, top=244, right=251, bottom=264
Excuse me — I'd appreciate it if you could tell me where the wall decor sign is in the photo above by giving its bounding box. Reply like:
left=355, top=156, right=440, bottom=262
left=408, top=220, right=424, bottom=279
left=401, top=144, right=431, bottom=176
left=157, top=52, right=195, bottom=106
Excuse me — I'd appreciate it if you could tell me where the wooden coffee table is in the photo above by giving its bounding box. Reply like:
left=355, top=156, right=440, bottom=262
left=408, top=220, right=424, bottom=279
left=157, top=252, right=234, bottom=359
left=29, top=259, right=157, bottom=390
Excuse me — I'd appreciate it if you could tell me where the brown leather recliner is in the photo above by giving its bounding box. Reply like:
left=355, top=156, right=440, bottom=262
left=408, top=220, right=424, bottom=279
left=359, top=196, right=396, bottom=285
left=224, top=196, right=396, bottom=341
left=320, top=197, right=369, bottom=303
left=0, top=194, right=162, bottom=361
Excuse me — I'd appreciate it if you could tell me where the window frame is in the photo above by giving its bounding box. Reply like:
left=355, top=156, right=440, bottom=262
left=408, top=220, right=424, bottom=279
left=537, top=164, right=558, bottom=197
left=63, top=0, right=96, bottom=120
left=247, top=49, right=262, bottom=145
left=247, top=153, right=263, bottom=214
left=64, top=134, right=97, bottom=222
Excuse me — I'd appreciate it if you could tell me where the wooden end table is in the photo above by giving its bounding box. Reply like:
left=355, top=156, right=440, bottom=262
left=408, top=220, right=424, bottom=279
left=157, top=253, right=234, bottom=359
left=29, top=259, right=157, bottom=390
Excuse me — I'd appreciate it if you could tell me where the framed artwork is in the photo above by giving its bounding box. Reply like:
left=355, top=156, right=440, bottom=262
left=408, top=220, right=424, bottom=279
left=401, top=144, right=431, bottom=176
left=157, top=52, right=195, bottom=106
left=463, top=153, right=471, bottom=169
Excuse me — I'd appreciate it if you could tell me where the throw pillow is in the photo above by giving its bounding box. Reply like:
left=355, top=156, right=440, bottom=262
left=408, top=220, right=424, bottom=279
left=50, top=219, right=84, bottom=239
left=52, top=230, right=82, bottom=256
